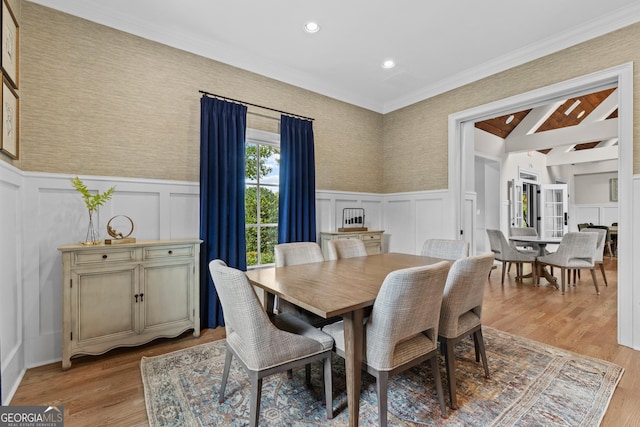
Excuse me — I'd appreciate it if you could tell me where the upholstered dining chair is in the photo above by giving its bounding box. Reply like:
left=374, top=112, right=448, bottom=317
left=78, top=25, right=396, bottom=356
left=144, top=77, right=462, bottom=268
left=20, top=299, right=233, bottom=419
left=326, top=238, right=367, bottom=260
left=209, top=260, right=334, bottom=426
left=580, top=227, right=608, bottom=286
left=438, top=252, right=495, bottom=409
left=420, top=238, right=469, bottom=261
left=486, top=229, right=537, bottom=285
left=323, top=261, right=451, bottom=426
left=274, top=242, right=334, bottom=327
left=536, top=232, right=599, bottom=295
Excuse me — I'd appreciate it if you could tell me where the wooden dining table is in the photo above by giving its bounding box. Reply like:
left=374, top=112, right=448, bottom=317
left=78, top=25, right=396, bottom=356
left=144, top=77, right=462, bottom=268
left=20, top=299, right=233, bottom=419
left=509, top=235, right=562, bottom=285
left=245, top=252, right=447, bottom=427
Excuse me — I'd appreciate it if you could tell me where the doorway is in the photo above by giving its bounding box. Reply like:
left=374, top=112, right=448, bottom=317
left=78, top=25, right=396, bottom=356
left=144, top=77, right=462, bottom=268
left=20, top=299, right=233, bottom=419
left=448, top=63, right=634, bottom=348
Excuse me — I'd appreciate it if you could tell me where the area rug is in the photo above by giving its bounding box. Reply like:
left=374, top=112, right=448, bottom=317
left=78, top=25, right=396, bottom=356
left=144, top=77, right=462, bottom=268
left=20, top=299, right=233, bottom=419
left=141, top=327, right=623, bottom=426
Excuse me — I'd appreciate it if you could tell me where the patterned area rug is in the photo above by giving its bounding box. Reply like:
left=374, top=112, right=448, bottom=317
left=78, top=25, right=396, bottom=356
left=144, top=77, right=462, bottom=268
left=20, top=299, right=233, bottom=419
left=141, top=327, right=623, bottom=426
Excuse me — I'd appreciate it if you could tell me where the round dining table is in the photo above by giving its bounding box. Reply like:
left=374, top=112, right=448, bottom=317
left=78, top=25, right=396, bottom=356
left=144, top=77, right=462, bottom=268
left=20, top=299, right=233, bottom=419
left=509, top=235, right=562, bottom=286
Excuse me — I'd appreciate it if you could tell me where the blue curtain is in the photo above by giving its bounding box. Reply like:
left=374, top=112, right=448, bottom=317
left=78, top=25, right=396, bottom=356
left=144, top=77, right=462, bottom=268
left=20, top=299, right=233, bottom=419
left=278, top=115, right=316, bottom=243
left=200, top=96, right=247, bottom=329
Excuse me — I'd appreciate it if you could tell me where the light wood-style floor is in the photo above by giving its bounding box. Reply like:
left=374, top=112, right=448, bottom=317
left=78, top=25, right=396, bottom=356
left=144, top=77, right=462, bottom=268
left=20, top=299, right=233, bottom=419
left=10, top=256, right=638, bottom=426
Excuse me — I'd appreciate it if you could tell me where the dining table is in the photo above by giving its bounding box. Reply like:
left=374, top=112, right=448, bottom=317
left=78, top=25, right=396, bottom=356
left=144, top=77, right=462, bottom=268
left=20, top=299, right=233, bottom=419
left=245, top=252, right=447, bottom=427
left=509, top=235, right=562, bottom=285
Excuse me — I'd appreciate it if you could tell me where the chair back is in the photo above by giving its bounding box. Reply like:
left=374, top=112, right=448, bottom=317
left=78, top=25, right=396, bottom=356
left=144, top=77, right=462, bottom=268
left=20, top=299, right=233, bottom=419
left=274, top=242, right=324, bottom=267
left=581, top=228, right=606, bottom=262
left=486, top=229, right=507, bottom=260
left=439, top=253, right=495, bottom=338
left=551, top=232, right=598, bottom=266
left=365, top=261, right=450, bottom=370
left=208, top=260, right=274, bottom=358
left=509, top=227, right=537, bottom=237
left=326, top=239, right=367, bottom=260
left=420, top=239, right=469, bottom=260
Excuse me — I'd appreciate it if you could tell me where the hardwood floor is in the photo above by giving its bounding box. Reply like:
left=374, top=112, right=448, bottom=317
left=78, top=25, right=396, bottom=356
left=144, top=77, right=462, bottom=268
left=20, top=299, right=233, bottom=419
left=10, top=256, right=639, bottom=426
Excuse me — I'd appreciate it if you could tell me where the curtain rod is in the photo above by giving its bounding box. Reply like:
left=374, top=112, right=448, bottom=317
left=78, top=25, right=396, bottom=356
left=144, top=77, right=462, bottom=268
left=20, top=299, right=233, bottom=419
left=199, top=90, right=314, bottom=121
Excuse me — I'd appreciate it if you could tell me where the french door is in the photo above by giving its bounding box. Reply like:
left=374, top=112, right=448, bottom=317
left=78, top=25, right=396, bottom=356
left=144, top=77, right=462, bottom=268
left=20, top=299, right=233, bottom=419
left=539, top=184, right=568, bottom=238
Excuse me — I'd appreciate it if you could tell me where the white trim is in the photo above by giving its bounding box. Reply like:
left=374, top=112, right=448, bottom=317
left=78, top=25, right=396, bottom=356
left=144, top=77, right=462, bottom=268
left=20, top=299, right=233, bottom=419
left=449, top=62, right=636, bottom=349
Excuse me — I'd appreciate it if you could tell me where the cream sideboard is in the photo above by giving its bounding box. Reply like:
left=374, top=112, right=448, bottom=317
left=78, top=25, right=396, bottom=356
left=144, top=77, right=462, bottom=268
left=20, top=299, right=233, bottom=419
left=58, top=239, right=201, bottom=370
left=319, top=230, right=384, bottom=259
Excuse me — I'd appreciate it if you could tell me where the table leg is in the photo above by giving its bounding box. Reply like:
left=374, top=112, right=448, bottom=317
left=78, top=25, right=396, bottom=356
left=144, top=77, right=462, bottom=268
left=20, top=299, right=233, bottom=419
left=343, top=308, right=364, bottom=427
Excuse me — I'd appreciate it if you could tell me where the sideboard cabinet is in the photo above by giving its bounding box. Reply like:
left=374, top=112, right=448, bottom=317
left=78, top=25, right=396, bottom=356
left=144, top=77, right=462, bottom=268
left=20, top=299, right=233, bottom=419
left=58, top=239, right=201, bottom=369
left=319, top=230, right=384, bottom=259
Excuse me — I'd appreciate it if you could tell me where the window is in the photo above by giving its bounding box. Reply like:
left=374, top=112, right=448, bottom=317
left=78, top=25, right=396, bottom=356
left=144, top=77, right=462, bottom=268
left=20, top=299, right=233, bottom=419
left=245, top=130, right=280, bottom=267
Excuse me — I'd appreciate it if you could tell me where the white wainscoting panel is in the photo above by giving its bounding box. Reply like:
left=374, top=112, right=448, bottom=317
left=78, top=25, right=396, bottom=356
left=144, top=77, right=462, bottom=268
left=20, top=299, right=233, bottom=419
left=0, top=161, right=24, bottom=405
left=572, top=203, right=618, bottom=228
left=315, top=190, right=383, bottom=239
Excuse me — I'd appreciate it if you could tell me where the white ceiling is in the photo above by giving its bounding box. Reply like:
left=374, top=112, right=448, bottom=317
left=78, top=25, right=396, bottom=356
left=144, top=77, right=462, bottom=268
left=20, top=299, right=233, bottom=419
left=28, top=0, right=640, bottom=113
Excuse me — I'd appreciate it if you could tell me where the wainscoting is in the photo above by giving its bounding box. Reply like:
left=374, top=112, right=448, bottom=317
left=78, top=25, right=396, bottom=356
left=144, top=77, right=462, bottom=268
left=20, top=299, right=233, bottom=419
left=2, top=166, right=639, bottom=405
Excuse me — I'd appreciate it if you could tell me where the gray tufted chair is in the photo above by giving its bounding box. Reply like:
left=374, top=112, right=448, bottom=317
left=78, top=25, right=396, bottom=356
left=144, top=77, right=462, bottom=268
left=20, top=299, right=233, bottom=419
left=438, top=252, right=495, bottom=409
left=536, top=232, right=599, bottom=294
left=486, top=229, right=537, bottom=285
left=209, top=259, right=334, bottom=426
left=420, top=238, right=469, bottom=261
left=326, top=238, right=368, bottom=260
left=323, top=261, right=451, bottom=426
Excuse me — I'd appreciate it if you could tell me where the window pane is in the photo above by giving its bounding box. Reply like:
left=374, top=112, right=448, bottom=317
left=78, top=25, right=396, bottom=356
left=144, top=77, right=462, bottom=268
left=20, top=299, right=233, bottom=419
left=246, top=226, right=258, bottom=267
left=260, top=186, right=278, bottom=224
left=262, top=147, right=280, bottom=185
left=245, top=143, right=258, bottom=184
left=245, top=184, right=258, bottom=225
left=259, top=226, right=278, bottom=265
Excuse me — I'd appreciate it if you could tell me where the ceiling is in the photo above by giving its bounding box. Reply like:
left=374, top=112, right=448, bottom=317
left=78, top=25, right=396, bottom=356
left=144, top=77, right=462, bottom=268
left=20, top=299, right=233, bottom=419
left=28, top=0, right=640, bottom=114
left=475, top=87, right=619, bottom=166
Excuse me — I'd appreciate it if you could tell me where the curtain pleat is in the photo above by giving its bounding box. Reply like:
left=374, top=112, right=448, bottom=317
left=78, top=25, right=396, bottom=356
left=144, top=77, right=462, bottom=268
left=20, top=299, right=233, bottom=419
left=200, top=97, right=247, bottom=329
left=278, top=115, right=316, bottom=243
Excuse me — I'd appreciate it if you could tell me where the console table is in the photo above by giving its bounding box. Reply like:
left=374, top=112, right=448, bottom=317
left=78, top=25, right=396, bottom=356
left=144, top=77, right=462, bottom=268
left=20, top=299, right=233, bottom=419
left=58, top=239, right=201, bottom=369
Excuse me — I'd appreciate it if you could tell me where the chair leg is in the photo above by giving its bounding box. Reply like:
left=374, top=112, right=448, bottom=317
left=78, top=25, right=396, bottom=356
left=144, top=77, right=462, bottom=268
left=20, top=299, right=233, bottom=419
left=305, top=364, right=311, bottom=386
left=249, top=374, right=262, bottom=427
left=599, top=262, right=608, bottom=286
left=430, top=355, right=447, bottom=418
left=287, top=369, right=293, bottom=379
left=376, top=371, right=389, bottom=427
left=501, top=262, right=507, bottom=284
left=442, top=338, right=457, bottom=409
left=323, top=355, right=333, bottom=419
left=219, top=349, right=233, bottom=403
left=560, top=268, right=566, bottom=294
left=590, top=268, right=600, bottom=295
left=531, top=261, right=537, bottom=287
left=473, top=329, right=490, bottom=379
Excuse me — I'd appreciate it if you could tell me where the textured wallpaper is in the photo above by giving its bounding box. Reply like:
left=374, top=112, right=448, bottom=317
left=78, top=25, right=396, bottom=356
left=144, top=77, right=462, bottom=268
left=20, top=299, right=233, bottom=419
left=18, top=2, right=384, bottom=193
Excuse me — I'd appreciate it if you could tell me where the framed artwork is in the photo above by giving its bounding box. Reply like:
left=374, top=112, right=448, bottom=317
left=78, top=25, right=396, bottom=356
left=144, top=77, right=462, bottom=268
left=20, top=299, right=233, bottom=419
left=1, top=0, right=18, bottom=88
left=610, top=178, right=618, bottom=202
left=0, top=76, right=18, bottom=158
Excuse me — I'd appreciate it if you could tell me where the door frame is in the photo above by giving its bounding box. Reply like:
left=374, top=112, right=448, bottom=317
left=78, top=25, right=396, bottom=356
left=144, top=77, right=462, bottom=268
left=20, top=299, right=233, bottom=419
left=448, top=62, right=635, bottom=349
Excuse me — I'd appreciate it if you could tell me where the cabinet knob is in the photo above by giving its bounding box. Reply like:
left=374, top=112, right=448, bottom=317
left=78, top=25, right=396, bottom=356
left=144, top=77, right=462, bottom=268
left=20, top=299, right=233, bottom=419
left=102, top=254, right=108, bottom=259
left=168, top=250, right=173, bottom=255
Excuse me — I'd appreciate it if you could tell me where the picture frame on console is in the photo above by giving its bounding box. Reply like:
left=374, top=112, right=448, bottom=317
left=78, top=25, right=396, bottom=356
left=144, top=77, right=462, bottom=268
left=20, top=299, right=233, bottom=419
left=1, top=0, right=19, bottom=88
left=1, top=76, right=18, bottom=159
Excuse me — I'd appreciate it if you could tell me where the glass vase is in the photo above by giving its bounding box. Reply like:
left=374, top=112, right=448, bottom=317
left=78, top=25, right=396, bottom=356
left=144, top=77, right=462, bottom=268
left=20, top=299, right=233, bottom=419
left=83, top=210, right=100, bottom=245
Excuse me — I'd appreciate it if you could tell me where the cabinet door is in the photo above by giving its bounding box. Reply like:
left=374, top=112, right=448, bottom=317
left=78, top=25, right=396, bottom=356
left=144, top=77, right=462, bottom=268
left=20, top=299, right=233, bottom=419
left=140, top=260, right=195, bottom=333
left=70, top=265, right=139, bottom=350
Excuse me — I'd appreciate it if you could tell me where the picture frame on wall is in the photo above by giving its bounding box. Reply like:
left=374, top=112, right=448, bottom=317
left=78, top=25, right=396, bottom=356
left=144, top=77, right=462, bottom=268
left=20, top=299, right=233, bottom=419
left=610, top=178, right=618, bottom=202
left=0, top=76, right=18, bottom=158
left=1, top=0, right=19, bottom=88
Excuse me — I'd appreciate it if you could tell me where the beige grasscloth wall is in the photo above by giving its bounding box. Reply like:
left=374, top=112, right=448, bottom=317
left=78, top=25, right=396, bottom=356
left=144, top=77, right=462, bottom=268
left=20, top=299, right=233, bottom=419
left=383, top=23, right=640, bottom=193
left=16, top=2, right=383, bottom=193
left=8, top=2, right=640, bottom=195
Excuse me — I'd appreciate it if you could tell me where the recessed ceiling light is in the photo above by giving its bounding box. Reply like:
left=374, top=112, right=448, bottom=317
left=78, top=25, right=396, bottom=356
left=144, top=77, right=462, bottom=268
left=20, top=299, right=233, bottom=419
left=505, top=115, right=515, bottom=124
left=381, top=59, right=396, bottom=69
left=304, top=22, right=320, bottom=33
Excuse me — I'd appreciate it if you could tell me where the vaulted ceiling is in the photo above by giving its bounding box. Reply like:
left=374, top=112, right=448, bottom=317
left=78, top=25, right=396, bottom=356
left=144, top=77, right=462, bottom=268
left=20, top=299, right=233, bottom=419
left=474, top=88, right=619, bottom=166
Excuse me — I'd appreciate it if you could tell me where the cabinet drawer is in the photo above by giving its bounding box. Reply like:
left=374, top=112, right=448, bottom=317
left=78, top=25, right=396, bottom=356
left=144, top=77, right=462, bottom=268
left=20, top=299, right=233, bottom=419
left=336, top=235, right=359, bottom=240
left=143, top=244, right=194, bottom=260
left=74, top=248, right=137, bottom=265
left=360, top=233, right=382, bottom=241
